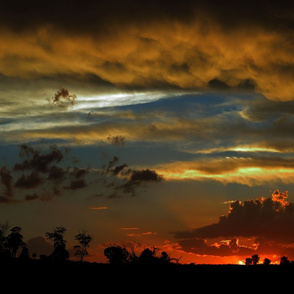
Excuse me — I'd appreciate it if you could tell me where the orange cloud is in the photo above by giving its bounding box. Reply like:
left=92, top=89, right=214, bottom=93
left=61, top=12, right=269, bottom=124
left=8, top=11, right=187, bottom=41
left=1, top=4, right=294, bottom=102
left=156, top=157, right=294, bottom=186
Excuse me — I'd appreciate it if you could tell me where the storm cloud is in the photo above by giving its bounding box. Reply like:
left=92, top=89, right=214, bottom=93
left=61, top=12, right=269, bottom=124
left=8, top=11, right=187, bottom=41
left=173, top=189, right=294, bottom=244
left=1, top=1, right=294, bottom=100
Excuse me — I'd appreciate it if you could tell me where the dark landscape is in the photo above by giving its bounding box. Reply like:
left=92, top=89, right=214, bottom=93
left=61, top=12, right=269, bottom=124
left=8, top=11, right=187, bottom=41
left=4, top=258, right=294, bottom=291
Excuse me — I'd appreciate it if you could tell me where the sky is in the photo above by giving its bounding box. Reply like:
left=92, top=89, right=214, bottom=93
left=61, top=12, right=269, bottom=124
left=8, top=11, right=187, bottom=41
left=1, top=0, right=294, bottom=264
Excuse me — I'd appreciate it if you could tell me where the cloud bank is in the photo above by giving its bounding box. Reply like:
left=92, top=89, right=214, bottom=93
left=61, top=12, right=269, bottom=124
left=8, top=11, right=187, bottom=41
left=0, top=0, right=294, bottom=100
left=173, top=190, right=294, bottom=258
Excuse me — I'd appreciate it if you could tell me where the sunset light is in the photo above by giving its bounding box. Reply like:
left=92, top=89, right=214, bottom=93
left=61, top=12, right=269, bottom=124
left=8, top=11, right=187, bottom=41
left=2, top=1, right=294, bottom=275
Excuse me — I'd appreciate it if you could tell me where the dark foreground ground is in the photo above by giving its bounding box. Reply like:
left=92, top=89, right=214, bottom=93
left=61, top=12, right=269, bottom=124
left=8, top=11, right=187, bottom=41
left=2, top=260, right=293, bottom=291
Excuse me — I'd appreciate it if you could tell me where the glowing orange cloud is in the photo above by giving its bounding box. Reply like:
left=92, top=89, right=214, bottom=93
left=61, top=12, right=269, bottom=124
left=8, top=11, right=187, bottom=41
left=156, top=158, right=294, bottom=186
left=1, top=10, right=294, bottom=102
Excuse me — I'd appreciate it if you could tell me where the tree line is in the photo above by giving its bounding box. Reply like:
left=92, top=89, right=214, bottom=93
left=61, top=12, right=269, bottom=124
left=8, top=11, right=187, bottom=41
left=245, top=254, right=294, bottom=266
left=1, top=222, right=294, bottom=266
left=0, top=222, right=179, bottom=265
left=0, top=223, right=92, bottom=262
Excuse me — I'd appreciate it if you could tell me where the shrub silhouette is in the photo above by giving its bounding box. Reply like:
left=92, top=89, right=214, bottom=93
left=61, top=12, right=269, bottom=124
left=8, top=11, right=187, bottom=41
left=104, top=246, right=130, bottom=264
left=104, top=245, right=173, bottom=265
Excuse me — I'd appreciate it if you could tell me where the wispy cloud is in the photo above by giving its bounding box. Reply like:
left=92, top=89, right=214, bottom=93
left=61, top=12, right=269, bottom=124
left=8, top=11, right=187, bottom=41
left=89, top=206, right=109, bottom=210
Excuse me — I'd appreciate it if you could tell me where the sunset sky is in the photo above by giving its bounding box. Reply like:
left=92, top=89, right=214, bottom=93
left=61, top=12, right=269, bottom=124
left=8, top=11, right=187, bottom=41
left=1, top=0, right=294, bottom=264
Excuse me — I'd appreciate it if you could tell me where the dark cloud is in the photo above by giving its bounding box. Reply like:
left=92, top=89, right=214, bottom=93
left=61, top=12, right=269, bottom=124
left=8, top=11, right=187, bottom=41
left=24, top=193, right=39, bottom=201
left=65, top=179, right=87, bottom=190
left=241, top=99, right=294, bottom=122
left=0, top=165, right=13, bottom=197
left=65, top=166, right=90, bottom=191
left=130, top=169, right=164, bottom=182
left=3, top=143, right=164, bottom=202
left=1, top=0, right=294, bottom=99
left=14, top=171, right=44, bottom=189
left=117, top=168, right=164, bottom=197
left=49, top=88, right=77, bottom=109
left=173, top=189, right=294, bottom=243
left=69, top=167, right=89, bottom=179
left=13, top=144, right=65, bottom=173
left=48, top=166, right=66, bottom=182
left=98, top=156, right=164, bottom=197
left=178, top=237, right=255, bottom=257
left=13, top=144, right=68, bottom=194
left=171, top=189, right=294, bottom=259
left=1, top=1, right=293, bottom=33
left=106, top=135, right=126, bottom=146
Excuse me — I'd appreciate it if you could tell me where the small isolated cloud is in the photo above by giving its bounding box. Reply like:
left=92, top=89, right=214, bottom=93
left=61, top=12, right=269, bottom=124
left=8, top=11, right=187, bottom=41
left=98, top=156, right=164, bottom=198
left=89, top=206, right=109, bottom=210
left=106, top=135, right=126, bottom=146
left=117, top=168, right=164, bottom=197
left=49, top=88, right=77, bottom=109
left=126, top=231, right=157, bottom=237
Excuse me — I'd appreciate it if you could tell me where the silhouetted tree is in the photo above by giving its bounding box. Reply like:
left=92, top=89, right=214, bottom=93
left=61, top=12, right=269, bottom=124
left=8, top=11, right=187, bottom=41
left=46, top=226, right=69, bottom=261
left=280, top=256, right=291, bottom=265
left=74, top=230, right=93, bottom=262
left=51, top=245, right=69, bottom=261
left=138, top=247, right=173, bottom=264
left=104, top=246, right=130, bottom=264
left=245, top=257, right=253, bottom=265
left=7, top=226, right=25, bottom=258
left=0, top=222, right=10, bottom=259
left=251, top=254, right=260, bottom=265
left=263, top=258, right=271, bottom=265
left=18, top=245, right=30, bottom=260
left=139, top=248, right=155, bottom=264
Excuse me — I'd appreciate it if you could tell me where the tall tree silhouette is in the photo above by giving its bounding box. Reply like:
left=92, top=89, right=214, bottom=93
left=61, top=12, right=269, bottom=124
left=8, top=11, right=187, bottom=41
left=7, top=226, right=25, bottom=258
left=74, top=230, right=92, bottom=262
left=251, top=254, right=260, bottom=265
left=46, top=226, right=69, bottom=261
left=245, top=257, right=253, bottom=265
left=0, top=222, right=10, bottom=259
